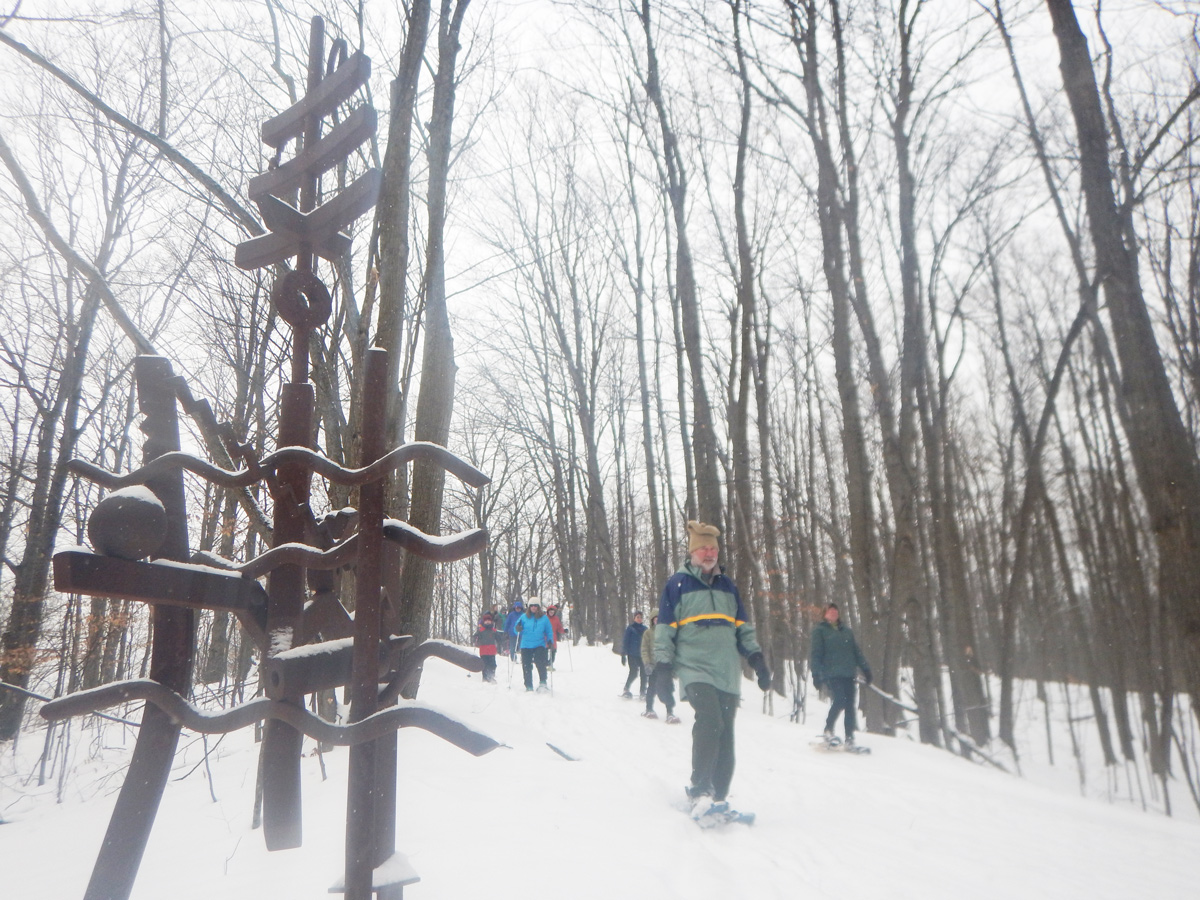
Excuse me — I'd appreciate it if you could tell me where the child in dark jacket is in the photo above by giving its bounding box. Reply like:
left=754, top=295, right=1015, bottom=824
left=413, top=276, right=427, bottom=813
left=474, top=613, right=501, bottom=683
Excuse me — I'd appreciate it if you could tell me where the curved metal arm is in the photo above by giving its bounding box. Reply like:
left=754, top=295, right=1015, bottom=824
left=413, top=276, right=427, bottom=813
left=191, top=523, right=488, bottom=580
left=69, top=441, right=489, bottom=491
left=40, top=679, right=499, bottom=755
left=379, top=639, right=483, bottom=706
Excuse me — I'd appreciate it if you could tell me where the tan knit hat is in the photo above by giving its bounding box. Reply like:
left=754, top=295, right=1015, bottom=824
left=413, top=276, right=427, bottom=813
left=687, top=520, right=721, bottom=553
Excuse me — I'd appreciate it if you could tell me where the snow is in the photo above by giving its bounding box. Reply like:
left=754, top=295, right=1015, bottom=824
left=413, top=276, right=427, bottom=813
left=107, top=486, right=165, bottom=509
left=271, top=637, right=355, bottom=660
left=3, top=645, right=1199, bottom=900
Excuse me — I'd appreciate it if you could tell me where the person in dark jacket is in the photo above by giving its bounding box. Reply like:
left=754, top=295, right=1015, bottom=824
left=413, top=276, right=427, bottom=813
left=810, top=602, right=872, bottom=747
left=641, top=614, right=680, bottom=723
left=621, top=611, right=648, bottom=699
left=474, top=612, right=501, bottom=683
left=652, top=521, right=770, bottom=822
left=502, top=600, right=524, bottom=661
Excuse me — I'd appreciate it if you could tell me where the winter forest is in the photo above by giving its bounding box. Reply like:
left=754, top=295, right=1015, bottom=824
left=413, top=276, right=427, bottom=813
left=3, top=0, right=1200, bottom=828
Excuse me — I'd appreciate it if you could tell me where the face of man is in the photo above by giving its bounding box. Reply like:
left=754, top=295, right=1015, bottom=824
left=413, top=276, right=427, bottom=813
left=634, top=612, right=643, bottom=624
left=690, top=543, right=720, bottom=573
left=824, top=605, right=840, bottom=625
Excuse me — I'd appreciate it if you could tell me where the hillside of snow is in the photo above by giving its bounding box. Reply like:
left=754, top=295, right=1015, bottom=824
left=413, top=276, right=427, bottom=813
left=3, top=644, right=1200, bottom=900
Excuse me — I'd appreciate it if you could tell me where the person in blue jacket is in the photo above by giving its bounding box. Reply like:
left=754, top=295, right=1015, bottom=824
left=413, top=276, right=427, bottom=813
left=620, top=610, right=648, bottom=699
left=502, top=600, right=524, bottom=661
left=515, top=601, right=555, bottom=692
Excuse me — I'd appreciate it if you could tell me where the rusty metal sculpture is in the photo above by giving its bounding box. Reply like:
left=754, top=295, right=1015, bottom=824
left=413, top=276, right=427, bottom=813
left=42, top=17, right=492, bottom=900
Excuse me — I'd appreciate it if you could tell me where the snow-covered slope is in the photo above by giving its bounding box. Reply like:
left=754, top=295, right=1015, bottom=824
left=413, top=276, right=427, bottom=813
left=3, top=645, right=1199, bottom=900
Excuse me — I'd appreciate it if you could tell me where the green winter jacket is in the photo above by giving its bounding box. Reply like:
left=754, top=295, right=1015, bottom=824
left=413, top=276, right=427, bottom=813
left=810, top=620, right=870, bottom=682
left=654, top=561, right=762, bottom=696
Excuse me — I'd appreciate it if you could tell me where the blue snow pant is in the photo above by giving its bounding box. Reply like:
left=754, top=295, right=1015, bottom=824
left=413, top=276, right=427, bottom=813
left=825, top=676, right=857, bottom=739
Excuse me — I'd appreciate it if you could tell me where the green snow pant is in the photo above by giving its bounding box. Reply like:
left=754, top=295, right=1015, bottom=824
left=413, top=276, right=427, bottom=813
left=685, top=682, right=739, bottom=801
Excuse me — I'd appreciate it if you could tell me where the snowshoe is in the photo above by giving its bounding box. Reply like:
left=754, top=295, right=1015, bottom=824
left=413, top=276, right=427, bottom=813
left=620, top=690, right=633, bottom=699
left=641, top=709, right=659, bottom=719
left=665, top=714, right=682, bottom=724
left=694, top=800, right=755, bottom=828
left=811, top=733, right=842, bottom=751
left=536, top=683, right=550, bottom=694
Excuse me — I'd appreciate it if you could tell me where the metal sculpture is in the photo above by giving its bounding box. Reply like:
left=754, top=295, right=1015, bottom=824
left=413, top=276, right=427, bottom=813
left=41, top=17, right=493, bottom=900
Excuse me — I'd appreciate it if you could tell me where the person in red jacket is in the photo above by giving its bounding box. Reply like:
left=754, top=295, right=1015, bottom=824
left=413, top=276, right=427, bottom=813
left=546, top=604, right=566, bottom=669
left=474, top=612, right=501, bottom=683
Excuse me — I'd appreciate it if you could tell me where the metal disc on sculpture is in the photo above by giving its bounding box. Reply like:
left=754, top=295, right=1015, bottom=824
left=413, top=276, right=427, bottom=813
left=87, top=486, right=167, bottom=560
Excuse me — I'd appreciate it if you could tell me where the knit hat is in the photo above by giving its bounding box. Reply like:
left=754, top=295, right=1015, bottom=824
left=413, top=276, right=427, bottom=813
left=687, top=520, right=720, bottom=553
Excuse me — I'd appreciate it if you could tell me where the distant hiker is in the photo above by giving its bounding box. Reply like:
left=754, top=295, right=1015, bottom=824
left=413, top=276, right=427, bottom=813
left=641, top=614, right=679, bottom=723
left=546, top=604, right=566, bottom=669
left=810, top=602, right=872, bottom=749
left=474, top=612, right=501, bottom=683
left=621, top=611, right=648, bottom=699
left=516, top=601, right=554, bottom=692
left=652, top=521, right=770, bottom=824
left=503, top=600, right=524, bottom=661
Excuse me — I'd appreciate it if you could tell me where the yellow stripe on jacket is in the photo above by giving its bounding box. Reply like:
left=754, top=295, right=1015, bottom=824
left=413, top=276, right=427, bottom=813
left=672, top=612, right=746, bottom=628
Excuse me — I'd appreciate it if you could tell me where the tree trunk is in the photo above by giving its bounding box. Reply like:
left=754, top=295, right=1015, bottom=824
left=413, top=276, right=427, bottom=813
left=1047, top=0, right=1200, bottom=702
left=638, top=0, right=723, bottom=527
left=394, top=0, right=470, bottom=648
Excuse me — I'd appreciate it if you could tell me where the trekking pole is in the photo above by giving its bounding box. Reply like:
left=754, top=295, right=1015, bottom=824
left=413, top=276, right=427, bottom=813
left=560, top=600, right=575, bottom=671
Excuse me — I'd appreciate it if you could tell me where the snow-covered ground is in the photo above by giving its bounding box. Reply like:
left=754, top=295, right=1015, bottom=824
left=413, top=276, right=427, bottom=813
left=3, top=644, right=1199, bottom=900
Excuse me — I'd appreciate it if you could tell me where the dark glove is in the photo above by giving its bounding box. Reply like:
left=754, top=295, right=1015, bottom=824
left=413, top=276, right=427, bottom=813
left=862, top=667, right=873, bottom=686
left=812, top=673, right=824, bottom=691
left=621, top=655, right=626, bottom=666
left=652, top=662, right=674, bottom=705
left=747, top=652, right=771, bottom=691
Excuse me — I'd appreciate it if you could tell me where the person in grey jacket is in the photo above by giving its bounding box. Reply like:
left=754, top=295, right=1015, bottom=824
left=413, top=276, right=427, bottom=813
left=652, top=521, right=770, bottom=821
left=810, top=603, right=872, bottom=747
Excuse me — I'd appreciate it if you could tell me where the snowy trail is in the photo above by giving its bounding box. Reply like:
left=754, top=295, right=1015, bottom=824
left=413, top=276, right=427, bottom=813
left=3, top=644, right=1200, bottom=899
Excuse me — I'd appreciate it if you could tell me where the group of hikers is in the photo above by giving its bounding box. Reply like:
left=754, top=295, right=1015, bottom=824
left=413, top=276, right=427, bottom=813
left=473, top=598, right=565, bottom=692
left=472, top=519, right=872, bottom=825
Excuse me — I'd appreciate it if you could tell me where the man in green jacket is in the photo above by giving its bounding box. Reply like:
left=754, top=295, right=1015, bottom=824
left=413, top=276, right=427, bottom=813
left=652, top=521, right=770, bottom=823
left=810, top=602, right=872, bottom=747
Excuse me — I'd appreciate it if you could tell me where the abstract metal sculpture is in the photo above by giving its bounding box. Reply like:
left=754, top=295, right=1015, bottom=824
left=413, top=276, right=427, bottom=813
left=42, top=17, right=493, bottom=900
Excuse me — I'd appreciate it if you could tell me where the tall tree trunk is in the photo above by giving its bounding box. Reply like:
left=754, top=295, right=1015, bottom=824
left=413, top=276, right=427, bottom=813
left=372, top=0, right=431, bottom=449
left=394, top=0, right=470, bottom=647
left=781, top=0, right=884, bottom=727
left=638, top=0, right=723, bottom=527
left=887, top=0, right=940, bottom=745
left=1047, top=0, right=1200, bottom=702
left=727, top=0, right=768, bottom=656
